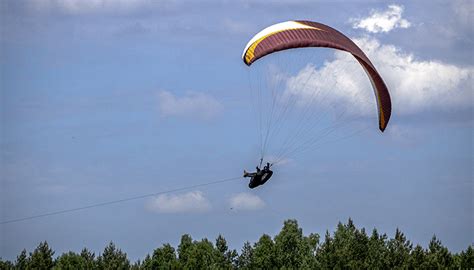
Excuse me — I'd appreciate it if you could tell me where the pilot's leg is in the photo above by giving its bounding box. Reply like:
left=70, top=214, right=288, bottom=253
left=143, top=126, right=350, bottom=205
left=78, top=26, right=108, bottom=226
left=243, top=170, right=257, bottom=178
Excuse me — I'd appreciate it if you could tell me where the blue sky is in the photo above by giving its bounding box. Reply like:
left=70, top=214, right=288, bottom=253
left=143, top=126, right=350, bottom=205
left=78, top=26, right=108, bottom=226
left=1, top=0, right=473, bottom=261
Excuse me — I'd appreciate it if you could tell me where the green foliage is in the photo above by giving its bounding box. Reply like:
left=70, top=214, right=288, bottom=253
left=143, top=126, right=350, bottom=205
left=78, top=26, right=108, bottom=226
left=182, top=238, right=216, bottom=269
left=0, top=258, right=14, bottom=270
left=215, top=234, right=237, bottom=269
left=457, top=244, right=474, bottom=268
left=274, top=219, right=305, bottom=268
left=4, top=219, right=471, bottom=269
left=96, top=242, right=130, bottom=270
left=237, top=241, right=253, bottom=270
left=365, top=228, right=388, bottom=269
left=177, top=234, right=192, bottom=266
left=316, top=218, right=372, bottom=269
left=272, top=219, right=319, bottom=269
left=29, top=241, right=55, bottom=270
left=80, top=248, right=96, bottom=269
left=252, top=234, right=275, bottom=269
left=141, top=243, right=179, bottom=270
left=408, top=244, right=425, bottom=269
left=422, top=235, right=453, bottom=268
left=386, top=228, right=412, bottom=269
left=15, top=249, right=29, bottom=270
left=53, top=251, right=90, bottom=270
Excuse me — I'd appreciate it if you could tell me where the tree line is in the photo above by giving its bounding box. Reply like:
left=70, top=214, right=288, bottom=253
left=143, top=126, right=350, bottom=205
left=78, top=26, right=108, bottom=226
left=1, top=218, right=473, bottom=269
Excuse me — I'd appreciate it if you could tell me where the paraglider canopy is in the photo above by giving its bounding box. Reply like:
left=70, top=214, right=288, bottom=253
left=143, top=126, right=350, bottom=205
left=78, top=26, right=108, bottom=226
left=242, top=20, right=391, bottom=131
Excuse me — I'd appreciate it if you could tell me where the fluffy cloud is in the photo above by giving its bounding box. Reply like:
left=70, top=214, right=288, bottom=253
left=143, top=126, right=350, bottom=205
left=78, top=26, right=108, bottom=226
left=146, top=191, right=211, bottom=213
left=285, top=37, right=474, bottom=116
left=229, top=193, right=265, bottom=211
left=158, top=91, right=223, bottom=120
left=352, top=5, right=411, bottom=33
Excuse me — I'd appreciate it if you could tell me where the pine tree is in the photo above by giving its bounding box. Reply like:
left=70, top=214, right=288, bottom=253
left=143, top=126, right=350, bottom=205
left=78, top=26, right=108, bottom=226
left=0, top=258, right=14, bottom=270
left=315, top=230, right=335, bottom=269
left=366, top=228, right=388, bottom=269
left=252, top=234, right=275, bottom=269
left=182, top=238, right=217, bottom=269
left=215, top=234, right=236, bottom=269
left=80, top=248, right=96, bottom=269
left=274, top=219, right=309, bottom=269
left=96, top=242, right=130, bottom=270
left=237, top=241, right=254, bottom=269
left=15, top=249, right=29, bottom=270
left=457, top=244, right=474, bottom=268
left=149, top=243, right=178, bottom=269
left=29, top=241, right=55, bottom=269
left=177, top=234, right=193, bottom=267
left=53, top=251, right=85, bottom=270
left=386, top=228, right=412, bottom=269
left=424, top=235, right=453, bottom=268
left=408, top=244, right=426, bottom=269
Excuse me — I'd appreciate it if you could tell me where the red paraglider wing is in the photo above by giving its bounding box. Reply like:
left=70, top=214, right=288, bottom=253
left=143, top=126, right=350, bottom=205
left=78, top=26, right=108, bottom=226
left=242, top=20, right=391, bottom=132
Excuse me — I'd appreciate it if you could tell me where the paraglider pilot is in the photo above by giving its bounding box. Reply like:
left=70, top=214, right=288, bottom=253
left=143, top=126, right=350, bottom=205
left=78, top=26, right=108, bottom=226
left=244, top=162, right=273, bottom=189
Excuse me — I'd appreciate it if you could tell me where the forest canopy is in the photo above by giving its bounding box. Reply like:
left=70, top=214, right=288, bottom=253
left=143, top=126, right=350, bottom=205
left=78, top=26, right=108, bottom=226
left=1, top=218, right=473, bottom=269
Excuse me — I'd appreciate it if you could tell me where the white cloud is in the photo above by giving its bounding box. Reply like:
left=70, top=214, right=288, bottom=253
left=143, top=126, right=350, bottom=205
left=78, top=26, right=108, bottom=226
left=352, top=5, right=411, bottom=33
left=157, top=90, right=223, bottom=120
left=146, top=191, right=211, bottom=213
left=229, top=193, right=265, bottom=211
left=285, top=37, right=474, bottom=116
